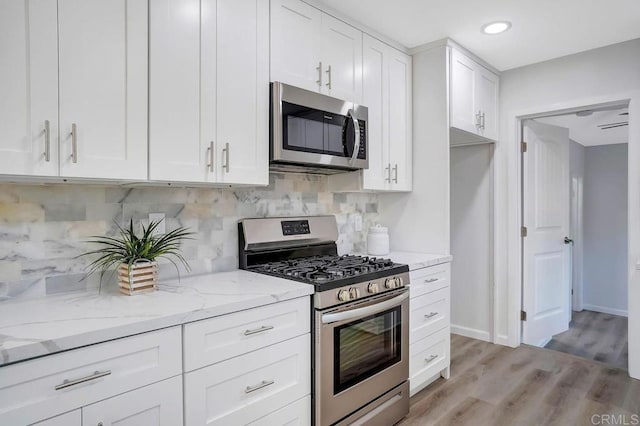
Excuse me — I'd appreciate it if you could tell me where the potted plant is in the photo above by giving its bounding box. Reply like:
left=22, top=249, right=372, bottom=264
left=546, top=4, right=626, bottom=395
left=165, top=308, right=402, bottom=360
left=80, top=219, right=194, bottom=295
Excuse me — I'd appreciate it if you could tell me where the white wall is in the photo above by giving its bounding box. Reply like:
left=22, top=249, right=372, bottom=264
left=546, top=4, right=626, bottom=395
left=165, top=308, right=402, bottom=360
left=583, top=143, right=628, bottom=316
left=498, top=38, right=640, bottom=378
left=450, top=144, right=493, bottom=341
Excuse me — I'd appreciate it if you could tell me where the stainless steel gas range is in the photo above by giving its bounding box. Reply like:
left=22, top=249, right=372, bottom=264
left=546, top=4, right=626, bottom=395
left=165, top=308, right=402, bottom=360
left=239, top=215, right=410, bottom=426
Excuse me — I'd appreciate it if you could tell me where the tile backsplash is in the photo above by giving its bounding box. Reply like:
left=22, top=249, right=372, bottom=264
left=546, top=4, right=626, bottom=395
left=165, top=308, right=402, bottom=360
left=0, top=173, right=378, bottom=302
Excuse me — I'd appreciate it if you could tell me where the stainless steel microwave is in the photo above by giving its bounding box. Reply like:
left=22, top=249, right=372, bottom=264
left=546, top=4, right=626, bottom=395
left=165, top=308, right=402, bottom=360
left=270, top=82, right=368, bottom=174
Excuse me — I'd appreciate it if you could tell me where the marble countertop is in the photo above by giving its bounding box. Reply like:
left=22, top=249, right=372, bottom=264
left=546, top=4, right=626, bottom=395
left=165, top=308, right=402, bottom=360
left=0, top=270, right=314, bottom=367
left=358, top=251, right=452, bottom=270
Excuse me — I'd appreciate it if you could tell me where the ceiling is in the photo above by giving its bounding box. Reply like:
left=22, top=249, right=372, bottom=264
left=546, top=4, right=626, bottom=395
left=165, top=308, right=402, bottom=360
left=536, top=107, right=629, bottom=146
left=316, top=0, right=640, bottom=70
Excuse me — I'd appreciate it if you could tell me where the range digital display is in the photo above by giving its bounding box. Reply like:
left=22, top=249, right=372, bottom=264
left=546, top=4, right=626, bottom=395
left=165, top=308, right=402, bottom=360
left=281, top=220, right=311, bottom=236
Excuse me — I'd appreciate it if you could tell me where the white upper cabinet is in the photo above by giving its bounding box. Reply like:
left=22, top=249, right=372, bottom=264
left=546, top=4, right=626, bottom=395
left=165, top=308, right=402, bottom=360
left=270, top=0, right=323, bottom=93
left=320, top=14, right=363, bottom=102
left=150, top=0, right=269, bottom=185
left=0, top=0, right=59, bottom=177
left=450, top=48, right=499, bottom=142
left=216, top=0, right=269, bottom=185
left=358, top=35, right=412, bottom=192
left=58, top=0, right=148, bottom=179
left=271, top=0, right=363, bottom=103
left=149, top=0, right=206, bottom=182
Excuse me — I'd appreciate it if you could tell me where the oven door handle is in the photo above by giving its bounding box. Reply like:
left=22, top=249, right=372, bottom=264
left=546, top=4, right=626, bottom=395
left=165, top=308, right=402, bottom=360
left=321, top=291, right=408, bottom=324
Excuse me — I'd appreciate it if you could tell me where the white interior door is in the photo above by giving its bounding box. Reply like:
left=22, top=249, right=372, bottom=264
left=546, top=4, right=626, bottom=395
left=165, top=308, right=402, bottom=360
left=522, top=120, right=571, bottom=346
left=58, top=0, right=148, bottom=180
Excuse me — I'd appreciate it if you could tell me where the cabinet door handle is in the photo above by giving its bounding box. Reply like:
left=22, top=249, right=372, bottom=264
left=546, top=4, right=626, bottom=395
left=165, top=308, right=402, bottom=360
left=475, top=111, right=481, bottom=128
left=243, top=325, right=274, bottom=336
left=481, top=112, right=486, bottom=129
left=70, top=123, right=78, bottom=163
left=316, top=61, right=323, bottom=87
left=223, top=142, right=230, bottom=173
left=207, top=141, right=214, bottom=172
left=393, top=164, right=398, bottom=183
left=425, top=354, right=439, bottom=364
left=385, top=164, right=391, bottom=182
left=245, top=379, right=275, bottom=394
left=325, top=65, right=332, bottom=90
left=44, top=120, right=51, bottom=162
left=424, top=278, right=439, bottom=283
left=55, top=370, right=111, bottom=390
left=424, top=312, right=438, bottom=319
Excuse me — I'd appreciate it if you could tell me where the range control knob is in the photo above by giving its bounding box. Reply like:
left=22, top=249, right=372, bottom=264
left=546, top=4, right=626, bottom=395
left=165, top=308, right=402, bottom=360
left=368, top=282, right=380, bottom=294
left=337, top=289, right=351, bottom=302
left=349, top=287, right=361, bottom=299
left=385, top=277, right=398, bottom=289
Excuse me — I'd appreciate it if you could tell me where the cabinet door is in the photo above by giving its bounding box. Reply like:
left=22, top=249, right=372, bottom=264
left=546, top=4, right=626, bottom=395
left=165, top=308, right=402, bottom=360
left=58, top=0, right=148, bottom=180
left=320, top=14, right=363, bottom=103
left=270, top=0, right=322, bottom=92
left=0, top=0, right=58, bottom=177
left=476, top=66, right=499, bottom=141
left=216, top=0, right=269, bottom=185
left=361, top=35, right=390, bottom=191
left=450, top=48, right=478, bottom=136
left=82, top=376, right=183, bottom=426
left=388, top=49, right=412, bottom=191
left=34, top=410, right=81, bottom=426
left=149, top=0, right=210, bottom=182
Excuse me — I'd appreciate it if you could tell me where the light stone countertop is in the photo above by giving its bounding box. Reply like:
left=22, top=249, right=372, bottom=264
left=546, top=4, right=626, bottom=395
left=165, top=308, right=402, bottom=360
left=357, top=251, right=452, bottom=271
left=0, top=270, right=314, bottom=367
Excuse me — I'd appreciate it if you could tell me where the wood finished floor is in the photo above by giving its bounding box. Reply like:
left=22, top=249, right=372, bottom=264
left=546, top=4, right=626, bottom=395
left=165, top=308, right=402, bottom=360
left=545, top=310, right=628, bottom=370
left=400, top=335, right=640, bottom=426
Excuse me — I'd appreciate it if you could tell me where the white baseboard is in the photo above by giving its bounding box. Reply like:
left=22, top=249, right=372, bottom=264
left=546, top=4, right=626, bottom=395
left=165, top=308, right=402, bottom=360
left=537, top=337, right=552, bottom=348
left=451, top=324, right=491, bottom=342
left=582, top=304, right=628, bottom=317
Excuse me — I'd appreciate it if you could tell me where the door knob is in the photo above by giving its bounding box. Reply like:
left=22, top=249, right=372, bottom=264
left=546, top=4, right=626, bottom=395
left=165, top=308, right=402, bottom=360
left=564, top=237, right=574, bottom=245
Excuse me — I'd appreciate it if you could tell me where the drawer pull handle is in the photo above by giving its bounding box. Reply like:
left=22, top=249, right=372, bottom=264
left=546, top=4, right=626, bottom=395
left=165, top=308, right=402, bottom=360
left=245, top=379, right=275, bottom=394
left=424, top=278, right=439, bottom=283
left=55, top=370, right=111, bottom=390
left=425, top=354, right=439, bottom=364
left=244, top=325, right=274, bottom=336
left=424, top=312, right=438, bottom=319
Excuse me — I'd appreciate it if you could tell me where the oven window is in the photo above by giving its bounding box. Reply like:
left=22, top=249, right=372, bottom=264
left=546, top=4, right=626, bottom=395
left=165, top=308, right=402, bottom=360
left=334, top=306, right=402, bottom=394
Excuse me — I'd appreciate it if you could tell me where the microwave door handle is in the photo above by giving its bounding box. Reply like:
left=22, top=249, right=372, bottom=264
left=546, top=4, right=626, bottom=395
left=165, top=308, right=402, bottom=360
left=348, top=109, right=360, bottom=164
left=321, top=291, right=408, bottom=324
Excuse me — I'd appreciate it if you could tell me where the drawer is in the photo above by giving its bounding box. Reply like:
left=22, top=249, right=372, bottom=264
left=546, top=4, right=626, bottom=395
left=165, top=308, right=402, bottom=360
left=247, top=396, right=311, bottom=426
left=183, top=297, right=310, bottom=371
left=409, top=263, right=450, bottom=298
left=184, top=334, right=311, bottom=426
left=0, top=327, right=182, bottom=425
left=33, top=410, right=81, bottom=426
left=409, top=328, right=449, bottom=394
left=83, top=375, right=183, bottom=426
left=410, top=287, right=450, bottom=344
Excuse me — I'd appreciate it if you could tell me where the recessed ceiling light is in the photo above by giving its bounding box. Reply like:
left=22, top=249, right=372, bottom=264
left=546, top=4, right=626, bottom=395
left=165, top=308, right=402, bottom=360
left=481, top=21, right=512, bottom=35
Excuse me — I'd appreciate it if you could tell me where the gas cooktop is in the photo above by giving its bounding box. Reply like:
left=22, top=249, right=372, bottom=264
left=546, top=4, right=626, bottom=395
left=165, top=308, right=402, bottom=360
left=247, top=254, right=409, bottom=290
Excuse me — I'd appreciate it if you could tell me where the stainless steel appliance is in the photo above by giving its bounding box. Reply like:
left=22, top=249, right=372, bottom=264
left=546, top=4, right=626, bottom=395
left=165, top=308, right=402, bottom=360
left=270, top=82, right=368, bottom=174
left=239, top=216, right=409, bottom=426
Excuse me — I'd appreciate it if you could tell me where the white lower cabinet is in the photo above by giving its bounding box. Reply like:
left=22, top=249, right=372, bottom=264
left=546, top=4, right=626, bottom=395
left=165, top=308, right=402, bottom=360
left=184, top=334, right=311, bottom=426
left=409, top=262, right=451, bottom=396
left=82, top=376, right=183, bottom=426
left=33, top=410, right=81, bottom=426
left=247, top=396, right=311, bottom=426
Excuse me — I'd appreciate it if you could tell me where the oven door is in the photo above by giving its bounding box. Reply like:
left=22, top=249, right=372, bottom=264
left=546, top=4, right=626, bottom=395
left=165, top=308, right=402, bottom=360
left=315, top=288, right=409, bottom=426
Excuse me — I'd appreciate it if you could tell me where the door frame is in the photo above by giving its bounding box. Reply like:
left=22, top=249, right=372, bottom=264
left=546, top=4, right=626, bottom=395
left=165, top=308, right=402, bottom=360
left=502, top=91, right=639, bottom=379
left=570, top=174, right=584, bottom=312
